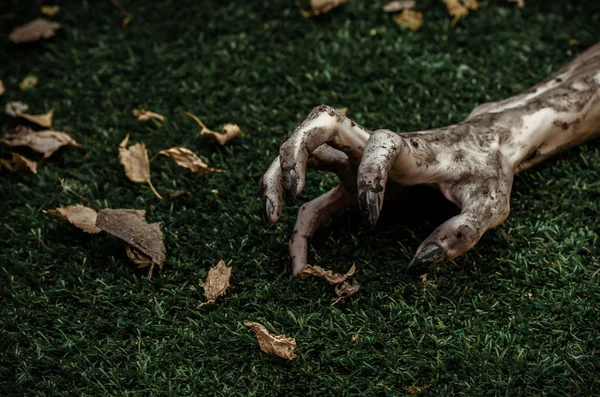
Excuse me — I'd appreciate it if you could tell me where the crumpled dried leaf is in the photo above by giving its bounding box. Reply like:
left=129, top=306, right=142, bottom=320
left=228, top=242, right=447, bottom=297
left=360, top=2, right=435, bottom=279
left=95, top=208, right=166, bottom=278
left=9, top=18, right=61, bottom=44
left=46, top=204, right=101, bottom=233
left=5, top=101, right=29, bottom=117
left=244, top=321, right=297, bottom=360
left=201, top=260, right=232, bottom=304
left=185, top=112, right=243, bottom=145
left=442, top=0, right=478, bottom=23
left=19, top=75, right=38, bottom=91
left=132, top=108, right=165, bottom=122
left=0, top=152, right=38, bottom=174
left=333, top=278, right=360, bottom=305
left=301, top=0, right=349, bottom=17
left=0, top=80, right=5, bottom=96
left=1, top=125, right=81, bottom=158
left=393, top=9, right=423, bottom=30
left=300, top=263, right=356, bottom=284
left=383, top=0, right=415, bottom=12
left=507, top=0, right=524, bottom=8
left=19, top=109, right=54, bottom=128
left=122, top=16, right=132, bottom=29
left=336, top=107, right=348, bottom=116
left=157, top=147, right=224, bottom=174
left=41, top=5, right=60, bottom=17
left=118, top=134, right=162, bottom=199
left=168, top=190, right=191, bottom=199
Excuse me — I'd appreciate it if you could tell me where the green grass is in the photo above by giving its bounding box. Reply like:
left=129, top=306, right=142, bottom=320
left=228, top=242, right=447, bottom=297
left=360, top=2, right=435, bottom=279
left=1, top=0, right=599, bottom=395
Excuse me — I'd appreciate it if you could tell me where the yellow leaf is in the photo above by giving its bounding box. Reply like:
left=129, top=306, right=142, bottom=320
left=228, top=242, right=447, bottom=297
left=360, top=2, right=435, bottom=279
left=19, top=109, right=54, bottom=128
left=393, top=9, right=423, bottom=31
left=41, top=5, right=60, bottom=17
left=185, top=112, right=243, bottom=145
left=19, top=75, right=38, bottom=91
left=300, top=263, right=356, bottom=284
left=244, top=321, right=297, bottom=360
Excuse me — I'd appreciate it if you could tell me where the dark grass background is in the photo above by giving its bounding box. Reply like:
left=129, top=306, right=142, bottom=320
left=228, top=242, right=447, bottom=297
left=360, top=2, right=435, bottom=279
left=1, top=0, right=600, bottom=395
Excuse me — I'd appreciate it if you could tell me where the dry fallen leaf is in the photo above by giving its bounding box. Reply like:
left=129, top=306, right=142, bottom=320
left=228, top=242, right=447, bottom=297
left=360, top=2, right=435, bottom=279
left=96, top=208, right=166, bottom=278
left=19, top=75, right=38, bottom=91
left=336, top=107, right=348, bottom=116
left=46, top=204, right=101, bottom=234
left=5, top=101, right=29, bottom=117
left=393, top=9, right=423, bottom=30
left=118, top=134, right=162, bottom=199
left=9, top=18, right=61, bottom=44
left=0, top=80, right=5, bottom=96
left=185, top=112, right=243, bottom=145
left=300, top=263, right=356, bottom=284
left=1, top=125, right=81, bottom=158
left=442, top=0, right=478, bottom=23
left=19, top=109, right=54, bottom=128
left=168, top=190, right=191, bottom=199
left=132, top=108, right=165, bottom=122
left=333, top=278, right=361, bottom=305
left=301, top=0, right=349, bottom=17
left=157, top=147, right=224, bottom=174
left=244, top=321, right=297, bottom=360
left=0, top=152, right=38, bottom=174
left=122, top=16, right=132, bottom=29
left=201, top=260, right=232, bottom=304
left=383, top=0, right=415, bottom=12
left=507, top=0, right=524, bottom=8
left=41, top=5, right=61, bottom=17
left=407, top=385, right=421, bottom=395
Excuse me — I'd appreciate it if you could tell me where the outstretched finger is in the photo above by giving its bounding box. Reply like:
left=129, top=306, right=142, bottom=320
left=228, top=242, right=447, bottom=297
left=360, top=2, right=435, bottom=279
left=407, top=184, right=511, bottom=275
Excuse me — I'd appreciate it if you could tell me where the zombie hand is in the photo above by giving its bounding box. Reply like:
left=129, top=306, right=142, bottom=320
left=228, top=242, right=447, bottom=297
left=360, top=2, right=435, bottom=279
left=260, top=43, right=600, bottom=276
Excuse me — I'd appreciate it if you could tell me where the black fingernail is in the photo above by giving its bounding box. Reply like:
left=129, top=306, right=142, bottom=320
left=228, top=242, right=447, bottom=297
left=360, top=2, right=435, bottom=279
left=359, top=190, right=380, bottom=229
left=284, top=169, right=298, bottom=205
left=407, top=245, right=446, bottom=276
left=260, top=196, right=273, bottom=226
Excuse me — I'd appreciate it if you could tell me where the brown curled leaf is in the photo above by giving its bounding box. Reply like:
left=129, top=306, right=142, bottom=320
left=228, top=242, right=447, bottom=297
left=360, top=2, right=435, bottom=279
left=393, top=9, right=423, bottom=31
left=300, top=263, right=356, bottom=285
left=168, top=190, right=191, bottom=199
left=0, top=152, right=38, bottom=174
left=118, top=134, right=162, bottom=199
left=46, top=204, right=101, bottom=233
left=132, top=108, right=165, bottom=123
left=19, top=109, right=54, bottom=128
left=1, top=125, right=81, bottom=158
left=332, top=278, right=361, bottom=305
left=383, top=0, right=415, bottom=12
left=157, top=147, right=224, bottom=174
left=244, top=321, right=297, bottom=360
left=185, top=112, right=243, bottom=145
left=301, top=0, right=349, bottom=17
left=0, top=80, right=5, bottom=96
left=9, top=18, right=61, bottom=44
left=442, top=0, right=478, bottom=23
left=201, top=260, right=232, bottom=304
left=95, top=208, right=166, bottom=278
left=5, top=101, right=29, bottom=117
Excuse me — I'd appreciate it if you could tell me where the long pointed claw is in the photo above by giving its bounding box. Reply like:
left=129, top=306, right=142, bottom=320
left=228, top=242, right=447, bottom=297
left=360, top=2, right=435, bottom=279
left=359, top=190, right=380, bottom=229
left=407, top=245, right=446, bottom=275
left=283, top=169, right=298, bottom=205
left=260, top=196, right=274, bottom=226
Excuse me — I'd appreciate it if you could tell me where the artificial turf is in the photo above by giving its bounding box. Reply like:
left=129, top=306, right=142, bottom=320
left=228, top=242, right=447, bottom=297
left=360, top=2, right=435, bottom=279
left=1, top=0, right=599, bottom=395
